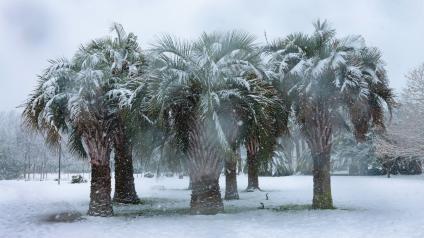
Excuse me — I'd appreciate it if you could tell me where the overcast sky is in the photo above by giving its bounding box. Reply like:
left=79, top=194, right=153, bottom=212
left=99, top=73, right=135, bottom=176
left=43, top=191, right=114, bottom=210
left=0, top=0, right=423, bottom=111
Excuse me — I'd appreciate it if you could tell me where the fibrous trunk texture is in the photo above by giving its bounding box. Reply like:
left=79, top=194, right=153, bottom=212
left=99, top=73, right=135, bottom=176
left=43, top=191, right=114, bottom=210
left=113, top=127, right=139, bottom=204
left=191, top=176, right=223, bottom=214
left=225, top=159, right=239, bottom=200
left=304, top=105, right=334, bottom=209
left=187, top=119, right=224, bottom=215
left=311, top=150, right=333, bottom=209
left=85, top=132, right=113, bottom=216
left=88, top=162, right=113, bottom=216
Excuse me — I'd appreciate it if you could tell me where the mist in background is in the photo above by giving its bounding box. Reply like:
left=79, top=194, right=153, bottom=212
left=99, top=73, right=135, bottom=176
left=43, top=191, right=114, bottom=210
left=1, top=0, right=423, bottom=111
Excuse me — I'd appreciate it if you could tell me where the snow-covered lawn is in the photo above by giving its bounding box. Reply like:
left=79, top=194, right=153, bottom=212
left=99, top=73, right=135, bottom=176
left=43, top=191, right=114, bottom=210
left=1, top=175, right=423, bottom=238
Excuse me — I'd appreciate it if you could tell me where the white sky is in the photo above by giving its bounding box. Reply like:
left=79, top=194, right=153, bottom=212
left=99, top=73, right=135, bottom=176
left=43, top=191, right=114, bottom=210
left=0, top=0, right=423, bottom=111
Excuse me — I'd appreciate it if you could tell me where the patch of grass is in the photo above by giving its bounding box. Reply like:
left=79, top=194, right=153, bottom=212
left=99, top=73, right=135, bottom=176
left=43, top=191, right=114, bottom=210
left=112, top=199, right=356, bottom=218
left=117, top=207, right=191, bottom=217
left=117, top=206, right=267, bottom=217
left=114, top=197, right=184, bottom=207
left=113, top=197, right=190, bottom=217
left=337, top=207, right=357, bottom=211
left=273, top=204, right=312, bottom=212
left=113, top=200, right=145, bottom=206
left=222, top=205, right=261, bottom=214
left=272, top=204, right=356, bottom=212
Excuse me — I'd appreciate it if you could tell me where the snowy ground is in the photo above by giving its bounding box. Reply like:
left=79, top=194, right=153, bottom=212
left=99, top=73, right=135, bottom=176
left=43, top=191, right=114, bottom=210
left=1, top=175, right=424, bottom=238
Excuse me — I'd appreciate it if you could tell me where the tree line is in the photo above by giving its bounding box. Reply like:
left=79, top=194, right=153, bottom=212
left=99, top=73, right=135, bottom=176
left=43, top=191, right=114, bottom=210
left=0, top=111, right=91, bottom=180
left=21, top=20, right=397, bottom=216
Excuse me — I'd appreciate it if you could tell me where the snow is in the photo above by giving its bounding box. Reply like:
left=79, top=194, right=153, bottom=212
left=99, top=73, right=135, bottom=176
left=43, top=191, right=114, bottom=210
left=1, top=175, right=424, bottom=238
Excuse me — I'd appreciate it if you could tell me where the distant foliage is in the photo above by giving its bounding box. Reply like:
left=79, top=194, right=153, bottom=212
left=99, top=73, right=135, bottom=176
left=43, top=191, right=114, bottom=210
left=0, top=152, right=23, bottom=180
left=0, top=111, right=89, bottom=180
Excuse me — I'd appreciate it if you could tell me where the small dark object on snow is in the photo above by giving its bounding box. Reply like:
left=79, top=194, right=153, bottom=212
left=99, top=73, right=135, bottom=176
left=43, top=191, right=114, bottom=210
left=266, top=193, right=269, bottom=200
left=178, top=175, right=184, bottom=179
left=165, top=172, right=174, bottom=177
left=71, top=175, right=87, bottom=184
left=258, top=202, right=265, bottom=209
left=144, top=172, right=154, bottom=178
left=44, top=211, right=83, bottom=223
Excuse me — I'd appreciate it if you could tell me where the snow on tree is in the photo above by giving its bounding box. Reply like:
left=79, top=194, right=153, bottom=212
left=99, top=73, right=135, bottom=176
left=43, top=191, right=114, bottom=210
left=139, top=31, right=285, bottom=214
left=22, top=23, right=145, bottom=216
left=373, top=63, right=424, bottom=176
left=264, top=20, right=395, bottom=209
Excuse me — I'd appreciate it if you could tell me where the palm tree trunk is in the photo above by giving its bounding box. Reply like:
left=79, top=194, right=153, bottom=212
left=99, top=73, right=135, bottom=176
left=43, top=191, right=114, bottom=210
left=191, top=176, right=223, bottom=214
left=225, top=159, right=239, bottom=200
left=89, top=161, right=113, bottom=216
left=113, top=130, right=139, bottom=204
left=86, top=136, right=113, bottom=217
left=311, top=149, right=333, bottom=209
left=306, top=108, right=334, bottom=209
left=246, top=140, right=260, bottom=191
left=187, top=119, right=224, bottom=215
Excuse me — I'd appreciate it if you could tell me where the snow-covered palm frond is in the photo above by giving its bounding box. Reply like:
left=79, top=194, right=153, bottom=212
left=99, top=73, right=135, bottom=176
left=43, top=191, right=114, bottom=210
left=215, top=88, right=242, bottom=100
left=106, top=87, right=133, bottom=107
left=312, top=19, right=336, bottom=44
left=23, top=23, right=146, bottom=150
left=80, top=52, right=105, bottom=69
left=151, top=34, right=193, bottom=65
left=110, top=22, right=127, bottom=44
left=265, top=19, right=394, bottom=143
left=144, top=31, right=277, bottom=157
left=43, top=58, right=72, bottom=78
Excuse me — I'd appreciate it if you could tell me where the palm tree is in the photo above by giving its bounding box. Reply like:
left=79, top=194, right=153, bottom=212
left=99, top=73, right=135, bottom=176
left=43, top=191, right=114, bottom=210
left=22, top=24, right=145, bottom=216
left=243, top=85, right=287, bottom=191
left=142, top=31, right=271, bottom=214
left=103, top=24, right=146, bottom=204
left=264, top=20, right=394, bottom=209
left=220, top=76, right=285, bottom=198
left=23, top=56, right=115, bottom=216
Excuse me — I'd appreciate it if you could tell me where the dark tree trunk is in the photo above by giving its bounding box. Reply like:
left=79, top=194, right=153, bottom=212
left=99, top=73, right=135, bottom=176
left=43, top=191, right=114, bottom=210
left=190, top=176, right=223, bottom=214
left=311, top=150, right=333, bottom=209
left=85, top=131, right=113, bottom=217
left=113, top=130, right=139, bottom=204
left=88, top=162, right=113, bottom=216
left=246, top=145, right=260, bottom=191
left=224, top=159, right=239, bottom=200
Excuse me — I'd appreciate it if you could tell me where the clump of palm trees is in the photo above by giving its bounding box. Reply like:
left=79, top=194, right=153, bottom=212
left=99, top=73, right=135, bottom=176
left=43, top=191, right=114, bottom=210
left=23, top=20, right=394, bottom=216
left=23, top=24, right=146, bottom=216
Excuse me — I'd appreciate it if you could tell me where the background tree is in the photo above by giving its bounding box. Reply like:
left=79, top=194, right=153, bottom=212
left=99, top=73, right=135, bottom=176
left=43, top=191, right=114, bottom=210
left=264, top=20, right=394, bottom=209
left=0, top=111, right=90, bottom=181
left=220, top=76, right=285, bottom=197
left=373, top=63, right=424, bottom=176
left=243, top=81, right=287, bottom=191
